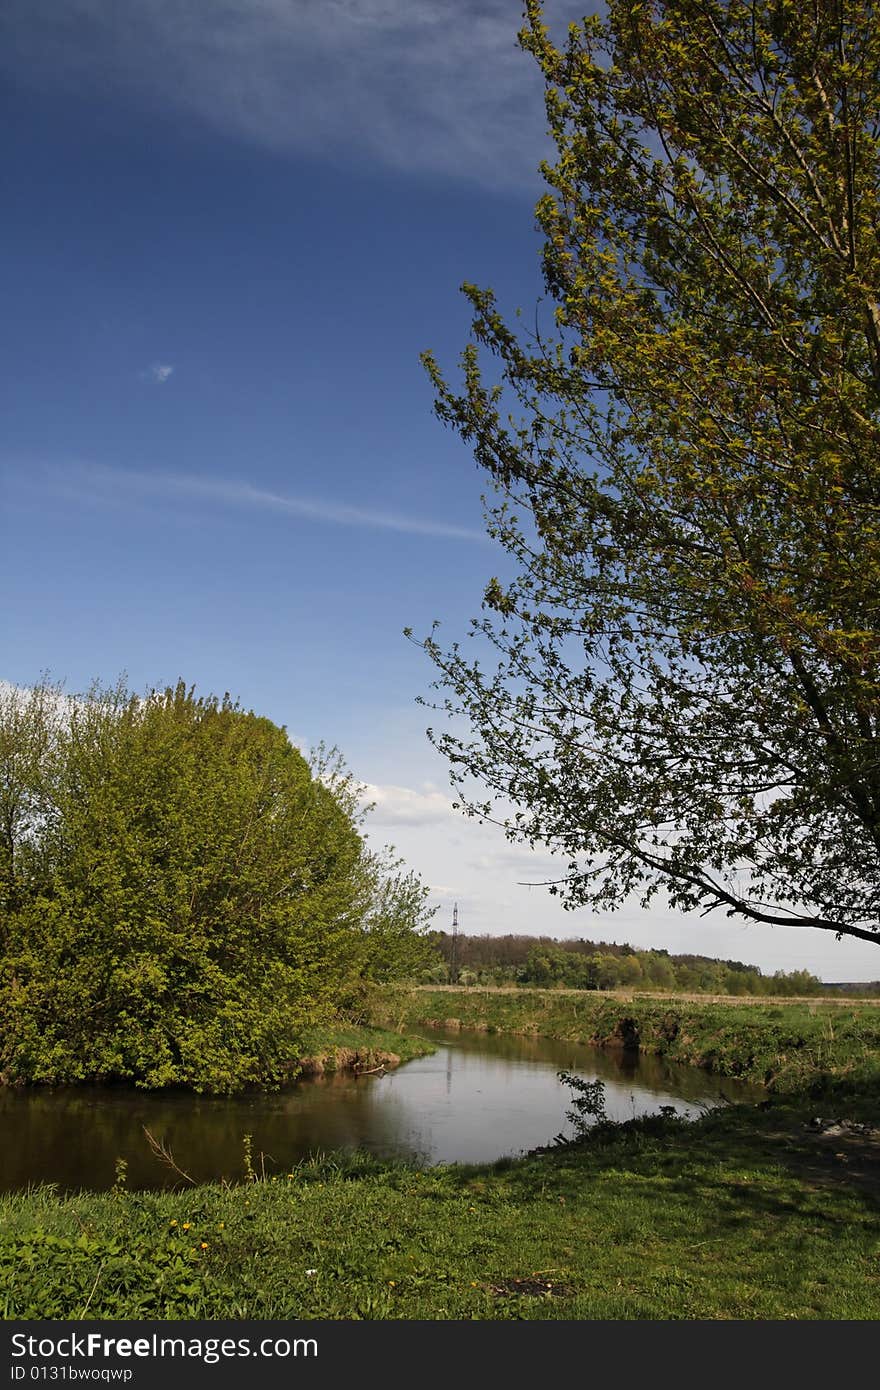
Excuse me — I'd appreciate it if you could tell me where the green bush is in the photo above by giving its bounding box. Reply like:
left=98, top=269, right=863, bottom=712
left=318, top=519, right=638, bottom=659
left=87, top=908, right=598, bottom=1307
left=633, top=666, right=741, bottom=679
left=0, top=679, right=434, bottom=1090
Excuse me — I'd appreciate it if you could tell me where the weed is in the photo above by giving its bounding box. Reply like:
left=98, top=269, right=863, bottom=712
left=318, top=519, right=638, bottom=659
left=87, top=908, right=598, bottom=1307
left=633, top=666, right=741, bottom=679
left=241, top=1135, right=256, bottom=1185
left=558, top=1073, right=608, bottom=1137
left=111, top=1158, right=128, bottom=1196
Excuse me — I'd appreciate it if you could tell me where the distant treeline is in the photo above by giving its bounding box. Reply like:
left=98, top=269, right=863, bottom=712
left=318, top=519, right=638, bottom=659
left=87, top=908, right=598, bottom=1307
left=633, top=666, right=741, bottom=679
left=426, top=933, right=878, bottom=997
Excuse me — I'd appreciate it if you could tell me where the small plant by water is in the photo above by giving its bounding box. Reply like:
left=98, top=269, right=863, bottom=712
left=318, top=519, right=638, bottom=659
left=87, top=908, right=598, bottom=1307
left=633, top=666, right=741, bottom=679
left=558, top=1073, right=608, bottom=1139
left=111, top=1158, right=128, bottom=1196
left=241, top=1134, right=256, bottom=1184
left=555, top=1073, right=687, bottom=1148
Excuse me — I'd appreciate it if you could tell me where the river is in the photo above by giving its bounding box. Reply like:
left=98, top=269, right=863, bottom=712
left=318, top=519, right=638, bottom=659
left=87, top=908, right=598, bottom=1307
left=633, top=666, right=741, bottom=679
left=0, top=1025, right=761, bottom=1191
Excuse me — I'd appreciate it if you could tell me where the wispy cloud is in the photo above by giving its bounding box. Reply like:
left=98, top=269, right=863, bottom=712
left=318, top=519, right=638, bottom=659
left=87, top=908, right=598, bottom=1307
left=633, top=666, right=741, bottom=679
left=57, top=465, right=487, bottom=542
left=0, top=1, right=572, bottom=188
left=142, top=363, right=174, bottom=384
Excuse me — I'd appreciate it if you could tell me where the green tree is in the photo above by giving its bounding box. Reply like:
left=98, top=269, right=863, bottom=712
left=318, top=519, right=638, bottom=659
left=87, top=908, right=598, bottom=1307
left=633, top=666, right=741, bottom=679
left=0, top=679, right=433, bottom=1090
left=615, top=953, right=644, bottom=989
left=0, top=678, right=63, bottom=933
left=419, top=0, right=880, bottom=950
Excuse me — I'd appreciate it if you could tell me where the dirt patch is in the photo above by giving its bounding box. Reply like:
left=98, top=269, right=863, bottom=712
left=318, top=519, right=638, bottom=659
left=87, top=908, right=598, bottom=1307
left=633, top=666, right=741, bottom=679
left=609, top=1016, right=641, bottom=1051
left=758, top=1113, right=880, bottom=1197
left=659, top=1012, right=680, bottom=1043
left=803, top=1118, right=880, bottom=1184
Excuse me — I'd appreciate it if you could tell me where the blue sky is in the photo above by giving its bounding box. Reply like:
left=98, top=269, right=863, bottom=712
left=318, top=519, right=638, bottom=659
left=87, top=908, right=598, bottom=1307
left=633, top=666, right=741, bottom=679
left=2, top=1, right=877, bottom=980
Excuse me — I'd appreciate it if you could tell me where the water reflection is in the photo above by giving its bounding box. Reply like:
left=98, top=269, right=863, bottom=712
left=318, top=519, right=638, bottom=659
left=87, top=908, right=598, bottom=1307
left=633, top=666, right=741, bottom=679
left=0, top=1025, right=761, bottom=1191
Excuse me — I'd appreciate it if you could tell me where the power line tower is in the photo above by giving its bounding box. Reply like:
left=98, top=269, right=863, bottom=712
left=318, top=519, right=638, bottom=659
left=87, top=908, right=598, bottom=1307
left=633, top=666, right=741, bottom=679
left=450, top=902, right=459, bottom=985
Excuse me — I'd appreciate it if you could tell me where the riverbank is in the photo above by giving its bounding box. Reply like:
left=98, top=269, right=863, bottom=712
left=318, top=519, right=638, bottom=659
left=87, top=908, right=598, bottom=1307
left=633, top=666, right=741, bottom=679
left=0, top=1024, right=434, bottom=1092
left=3, top=1095, right=879, bottom=1319
left=292, top=1024, right=434, bottom=1076
left=368, top=987, right=880, bottom=1095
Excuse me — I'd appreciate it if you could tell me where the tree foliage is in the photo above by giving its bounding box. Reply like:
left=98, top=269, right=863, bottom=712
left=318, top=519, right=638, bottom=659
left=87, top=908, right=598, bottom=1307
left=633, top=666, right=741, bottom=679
left=0, top=679, right=434, bottom=1090
left=420, top=0, right=880, bottom=948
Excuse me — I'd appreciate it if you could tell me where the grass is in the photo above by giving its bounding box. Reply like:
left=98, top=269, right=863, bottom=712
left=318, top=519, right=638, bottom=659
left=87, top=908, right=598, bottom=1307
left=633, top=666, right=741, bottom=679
left=2, top=1099, right=879, bottom=1319
left=370, top=986, right=880, bottom=1094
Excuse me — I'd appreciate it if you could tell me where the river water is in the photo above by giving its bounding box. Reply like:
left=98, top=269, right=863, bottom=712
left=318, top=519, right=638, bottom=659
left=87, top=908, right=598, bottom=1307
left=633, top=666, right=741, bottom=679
left=0, top=1026, right=760, bottom=1191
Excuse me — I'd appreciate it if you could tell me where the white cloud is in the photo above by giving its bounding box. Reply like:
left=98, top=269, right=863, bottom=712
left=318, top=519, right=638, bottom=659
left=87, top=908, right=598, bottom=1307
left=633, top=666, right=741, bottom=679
left=363, top=782, right=456, bottom=827
left=55, top=464, right=487, bottom=542
left=466, top=843, right=562, bottom=878
left=141, top=363, right=174, bottom=384
left=0, top=1, right=572, bottom=188
left=0, top=677, right=74, bottom=721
